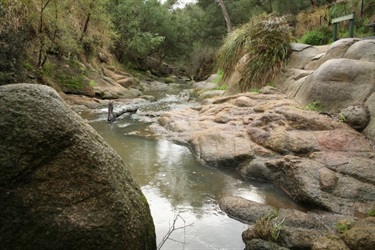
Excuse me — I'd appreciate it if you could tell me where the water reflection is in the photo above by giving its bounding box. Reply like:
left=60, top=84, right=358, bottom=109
left=87, top=119, right=249, bottom=249
left=81, top=91, right=305, bottom=249
left=85, top=115, right=304, bottom=249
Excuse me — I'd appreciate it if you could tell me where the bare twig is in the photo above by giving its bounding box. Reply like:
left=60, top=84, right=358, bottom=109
left=157, top=212, right=194, bottom=250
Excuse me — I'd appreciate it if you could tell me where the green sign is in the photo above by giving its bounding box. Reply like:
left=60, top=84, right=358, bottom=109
left=332, top=13, right=355, bottom=24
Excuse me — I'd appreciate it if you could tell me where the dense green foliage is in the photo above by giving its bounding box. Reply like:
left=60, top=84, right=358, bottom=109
left=106, top=0, right=204, bottom=73
left=300, top=26, right=332, bottom=45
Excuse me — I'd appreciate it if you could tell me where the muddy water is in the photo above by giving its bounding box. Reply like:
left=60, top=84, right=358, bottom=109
left=81, top=89, right=304, bottom=250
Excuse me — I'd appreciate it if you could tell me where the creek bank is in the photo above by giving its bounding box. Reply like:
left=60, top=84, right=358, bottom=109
left=151, top=90, right=375, bottom=216
left=0, top=84, right=156, bottom=249
left=223, top=39, right=375, bottom=141
left=150, top=88, right=375, bottom=249
left=87, top=64, right=192, bottom=100
left=63, top=74, right=194, bottom=112
left=221, top=196, right=375, bottom=250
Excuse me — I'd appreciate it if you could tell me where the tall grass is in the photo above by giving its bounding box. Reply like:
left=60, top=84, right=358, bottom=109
left=295, top=7, right=330, bottom=37
left=216, top=14, right=293, bottom=92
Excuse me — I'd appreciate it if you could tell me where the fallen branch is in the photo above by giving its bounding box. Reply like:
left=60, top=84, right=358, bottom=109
left=107, top=101, right=138, bottom=123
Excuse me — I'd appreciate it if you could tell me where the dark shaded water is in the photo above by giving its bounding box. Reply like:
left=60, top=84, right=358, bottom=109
left=80, top=90, right=304, bottom=249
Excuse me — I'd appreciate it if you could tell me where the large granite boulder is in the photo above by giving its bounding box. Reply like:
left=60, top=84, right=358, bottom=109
left=0, top=84, right=156, bottom=249
left=294, top=58, right=375, bottom=113
left=275, top=39, right=375, bottom=140
left=220, top=197, right=276, bottom=223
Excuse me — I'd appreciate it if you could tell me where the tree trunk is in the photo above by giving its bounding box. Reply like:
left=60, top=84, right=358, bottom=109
left=218, top=0, right=233, bottom=33
left=38, top=0, right=52, bottom=68
left=81, top=13, right=91, bottom=41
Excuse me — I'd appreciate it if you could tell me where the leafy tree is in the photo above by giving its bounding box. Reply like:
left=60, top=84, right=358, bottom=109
left=107, top=0, right=167, bottom=64
left=107, top=0, right=209, bottom=73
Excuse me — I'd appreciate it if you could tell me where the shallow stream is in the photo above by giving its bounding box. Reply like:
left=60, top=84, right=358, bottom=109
left=80, top=85, right=304, bottom=250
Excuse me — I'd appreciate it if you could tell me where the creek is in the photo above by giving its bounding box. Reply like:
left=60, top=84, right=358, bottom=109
left=79, top=83, right=304, bottom=250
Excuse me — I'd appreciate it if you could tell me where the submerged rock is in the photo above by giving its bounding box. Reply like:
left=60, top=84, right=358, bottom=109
left=0, top=84, right=156, bottom=249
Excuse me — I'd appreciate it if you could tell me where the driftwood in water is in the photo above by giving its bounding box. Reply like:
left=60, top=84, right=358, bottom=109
left=107, top=101, right=138, bottom=123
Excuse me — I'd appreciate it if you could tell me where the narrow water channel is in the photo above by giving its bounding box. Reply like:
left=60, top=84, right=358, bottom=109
left=80, top=88, right=304, bottom=250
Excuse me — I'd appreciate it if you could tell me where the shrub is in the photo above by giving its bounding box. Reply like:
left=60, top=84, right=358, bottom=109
left=216, top=14, right=293, bottom=92
left=212, top=70, right=224, bottom=83
left=190, top=46, right=216, bottom=81
left=300, top=26, right=331, bottom=45
left=42, top=60, right=86, bottom=93
left=249, top=88, right=260, bottom=93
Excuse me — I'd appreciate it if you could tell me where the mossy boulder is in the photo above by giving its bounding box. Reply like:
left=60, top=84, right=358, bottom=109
left=0, top=84, right=156, bottom=249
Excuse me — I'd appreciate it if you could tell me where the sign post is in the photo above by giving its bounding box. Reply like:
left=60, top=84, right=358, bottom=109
left=331, top=12, right=355, bottom=41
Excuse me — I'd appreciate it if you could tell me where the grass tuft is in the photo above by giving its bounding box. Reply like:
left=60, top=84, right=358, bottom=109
left=216, top=14, right=293, bottom=92
left=299, top=101, right=325, bottom=112
left=249, top=211, right=284, bottom=243
left=336, top=220, right=353, bottom=234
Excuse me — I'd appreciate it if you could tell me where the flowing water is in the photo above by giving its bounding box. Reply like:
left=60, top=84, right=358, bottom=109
left=80, top=85, right=305, bottom=250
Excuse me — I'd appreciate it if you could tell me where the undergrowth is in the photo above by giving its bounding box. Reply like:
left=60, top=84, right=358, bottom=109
left=300, top=25, right=332, bottom=45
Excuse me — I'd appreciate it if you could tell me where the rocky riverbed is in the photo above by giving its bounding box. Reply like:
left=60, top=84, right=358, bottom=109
left=149, top=88, right=375, bottom=249
left=147, top=38, right=375, bottom=249
left=62, top=39, right=375, bottom=249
